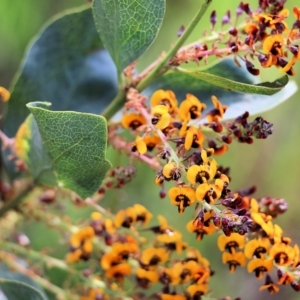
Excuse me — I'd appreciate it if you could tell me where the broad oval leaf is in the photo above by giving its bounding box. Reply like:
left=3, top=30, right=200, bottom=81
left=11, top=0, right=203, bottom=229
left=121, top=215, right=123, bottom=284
left=0, top=279, right=47, bottom=300
left=144, top=58, right=297, bottom=121
left=4, top=5, right=117, bottom=137
left=0, top=264, right=47, bottom=300
left=27, top=102, right=112, bottom=199
left=175, top=66, right=289, bottom=95
left=92, top=0, right=165, bottom=73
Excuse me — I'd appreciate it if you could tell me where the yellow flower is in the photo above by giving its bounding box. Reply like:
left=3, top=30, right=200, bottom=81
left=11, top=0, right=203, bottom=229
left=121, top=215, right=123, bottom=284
left=162, top=162, right=181, bottom=181
left=179, top=94, right=206, bottom=121
left=184, top=126, right=204, bottom=150
left=114, top=207, right=137, bottom=228
left=131, top=136, right=147, bottom=154
left=0, top=87, right=10, bottom=102
left=195, top=180, right=223, bottom=204
left=133, top=204, right=153, bottom=225
left=151, top=105, right=171, bottom=129
left=168, top=186, right=196, bottom=214
left=150, top=89, right=178, bottom=114
left=121, top=113, right=146, bottom=130
left=187, top=162, right=217, bottom=185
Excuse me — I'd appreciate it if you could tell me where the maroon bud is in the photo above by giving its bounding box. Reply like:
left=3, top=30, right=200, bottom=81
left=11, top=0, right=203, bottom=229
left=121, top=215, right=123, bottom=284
left=228, top=27, right=238, bottom=36
left=213, top=216, right=221, bottom=227
left=230, top=42, right=239, bottom=53
left=222, top=135, right=232, bottom=144
left=292, top=20, right=300, bottom=30
left=246, top=61, right=260, bottom=76
left=210, top=10, right=217, bottom=29
left=160, top=189, right=166, bottom=199
left=98, top=187, right=105, bottom=195
left=291, top=281, right=300, bottom=292
left=245, top=137, right=253, bottom=144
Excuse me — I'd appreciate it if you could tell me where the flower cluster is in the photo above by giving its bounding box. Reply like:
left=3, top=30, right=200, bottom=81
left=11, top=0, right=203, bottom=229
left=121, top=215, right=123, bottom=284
left=66, top=206, right=215, bottom=300
left=169, top=3, right=300, bottom=76
left=217, top=196, right=300, bottom=294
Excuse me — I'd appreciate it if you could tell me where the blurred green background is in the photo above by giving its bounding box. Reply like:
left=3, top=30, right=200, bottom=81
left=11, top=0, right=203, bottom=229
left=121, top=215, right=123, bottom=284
left=1, top=0, right=300, bottom=299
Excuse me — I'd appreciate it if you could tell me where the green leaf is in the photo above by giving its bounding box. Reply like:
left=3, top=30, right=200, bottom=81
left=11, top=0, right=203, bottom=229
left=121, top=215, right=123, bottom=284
left=0, top=279, right=47, bottom=300
left=175, top=66, right=289, bottom=95
left=92, top=0, right=165, bottom=73
left=144, top=58, right=297, bottom=121
left=27, top=102, right=111, bottom=199
left=4, top=5, right=117, bottom=137
left=0, top=264, right=48, bottom=300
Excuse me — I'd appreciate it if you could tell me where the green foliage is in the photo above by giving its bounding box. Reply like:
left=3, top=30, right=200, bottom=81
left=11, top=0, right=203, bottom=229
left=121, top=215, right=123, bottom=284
left=176, top=67, right=289, bottom=95
left=4, top=5, right=117, bottom=137
left=0, top=279, right=47, bottom=300
left=0, top=264, right=47, bottom=299
left=144, top=58, right=297, bottom=120
left=27, top=102, right=111, bottom=199
left=92, top=0, right=165, bottom=73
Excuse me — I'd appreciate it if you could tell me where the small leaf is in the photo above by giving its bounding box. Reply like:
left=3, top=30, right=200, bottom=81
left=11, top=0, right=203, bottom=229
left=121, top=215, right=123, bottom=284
left=92, top=0, right=165, bottom=73
left=4, top=5, right=118, bottom=137
left=175, top=66, right=289, bottom=95
left=0, top=264, right=47, bottom=300
left=27, top=102, right=112, bottom=199
left=0, top=279, right=47, bottom=300
left=144, top=58, right=297, bottom=121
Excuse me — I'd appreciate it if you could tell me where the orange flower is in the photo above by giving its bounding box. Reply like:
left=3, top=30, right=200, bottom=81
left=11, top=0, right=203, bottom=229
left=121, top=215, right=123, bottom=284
left=140, top=247, right=169, bottom=267
left=105, top=263, right=131, bottom=281
left=187, top=219, right=215, bottom=241
left=263, top=34, right=284, bottom=56
left=244, top=238, right=271, bottom=259
left=222, top=250, right=246, bottom=272
left=206, top=95, right=227, bottom=123
left=247, top=258, right=273, bottom=279
left=144, top=135, right=161, bottom=151
left=136, top=268, right=159, bottom=288
left=121, top=113, right=146, bottom=130
left=218, top=233, right=245, bottom=253
left=259, top=274, right=279, bottom=294
left=186, top=283, right=209, bottom=297
left=269, top=243, right=295, bottom=266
